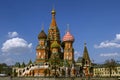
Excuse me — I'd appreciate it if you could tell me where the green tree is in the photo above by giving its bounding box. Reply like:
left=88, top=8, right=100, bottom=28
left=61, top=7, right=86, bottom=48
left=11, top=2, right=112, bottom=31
left=21, top=62, right=26, bottom=68
left=63, top=60, right=70, bottom=67
left=104, top=59, right=118, bottom=77
left=59, top=60, right=64, bottom=67
left=28, top=59, right=32, bottom=65
left=49, top=52, right=61, bottom=77
left=0, top=63, right=12, bottom=75
left=14, top=62, right=21, bottom=68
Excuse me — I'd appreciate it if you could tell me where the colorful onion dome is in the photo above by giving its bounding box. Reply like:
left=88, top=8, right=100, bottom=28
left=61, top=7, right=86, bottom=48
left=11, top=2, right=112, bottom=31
left=51, top=41, right=60, bottom=48
left=38, top=30, right=47, bottom=39
left=62, top=31, right=74, bottom=42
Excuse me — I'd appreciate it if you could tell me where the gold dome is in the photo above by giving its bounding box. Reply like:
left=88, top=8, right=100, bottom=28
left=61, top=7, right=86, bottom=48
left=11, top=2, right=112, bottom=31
left=51, top=9, right=56, bottom=15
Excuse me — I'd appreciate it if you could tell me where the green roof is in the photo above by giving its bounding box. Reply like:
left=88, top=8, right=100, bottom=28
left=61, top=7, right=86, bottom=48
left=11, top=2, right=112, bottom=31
left=51, top=41, right=60, bottom=48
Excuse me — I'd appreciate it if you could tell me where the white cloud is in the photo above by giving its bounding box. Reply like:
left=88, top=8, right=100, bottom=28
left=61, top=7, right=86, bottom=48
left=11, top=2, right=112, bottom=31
left=94, top=34, right=120, bottom=48
left=8, top=31, right=18, bottom=38
left=1, top=37, right=32, bottom=55
left=100, top=52, right=119, bottom=57
left=94, top=41, right=120, bottom=48
left=0, top=31, right=33, bottom=65
left=115, top=34, right=120, bottom=41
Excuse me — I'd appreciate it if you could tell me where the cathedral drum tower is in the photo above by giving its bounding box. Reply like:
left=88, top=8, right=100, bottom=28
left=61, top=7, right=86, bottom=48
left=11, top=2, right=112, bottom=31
left=36, top=29, right=48, bottom=63
left=62, top=30, right=75, bottom=65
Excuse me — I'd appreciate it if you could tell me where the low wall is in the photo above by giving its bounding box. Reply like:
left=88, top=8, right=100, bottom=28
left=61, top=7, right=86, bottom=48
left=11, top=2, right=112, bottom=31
left=0, top=77, right=119, bottom=80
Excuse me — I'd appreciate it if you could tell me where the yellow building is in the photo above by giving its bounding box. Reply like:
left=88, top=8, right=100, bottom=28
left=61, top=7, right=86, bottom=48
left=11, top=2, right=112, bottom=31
left=93, top=64, right=120, bottom=77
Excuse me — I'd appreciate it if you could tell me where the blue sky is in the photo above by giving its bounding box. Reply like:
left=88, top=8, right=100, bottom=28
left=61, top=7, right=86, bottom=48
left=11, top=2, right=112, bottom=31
left=0, top=0, right=120, bottom=65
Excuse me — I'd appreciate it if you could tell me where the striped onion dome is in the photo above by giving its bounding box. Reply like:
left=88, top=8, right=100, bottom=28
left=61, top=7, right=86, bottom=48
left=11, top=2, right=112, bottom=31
left=62, top=31, right=74, bottom=42
left=38, top=30, right=47, bottom=40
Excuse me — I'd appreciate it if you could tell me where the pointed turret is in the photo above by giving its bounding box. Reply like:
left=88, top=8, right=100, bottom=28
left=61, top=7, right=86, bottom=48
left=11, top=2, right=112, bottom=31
left=48, top=8, right=60, bottom=41
left=50, top=8, right=57, bottom=27
left=82, top=43, right=92, bottom=77
left=83, top=43, right=90, bottom=62
left=47, top=9, right=61, bottom=59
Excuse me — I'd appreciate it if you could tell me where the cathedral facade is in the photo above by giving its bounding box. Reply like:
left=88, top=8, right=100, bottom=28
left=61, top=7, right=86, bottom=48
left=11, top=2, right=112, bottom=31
left=34, top=9, right=75, bottom=76
left=13, top=9, right=92, bottom=77
left=36, top=8, right=74, bottom=65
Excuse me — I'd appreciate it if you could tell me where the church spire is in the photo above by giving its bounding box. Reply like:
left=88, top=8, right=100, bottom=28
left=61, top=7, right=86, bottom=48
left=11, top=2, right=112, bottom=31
left=50, top=8, right=57, bottom=27
left=48, top=8, right=60, bottom=41
left=67, top=24, right=69, bottom=31
left=84, top=42, right=87, bottom=47
left=41, top=23, right=44, bottom=31
left=83, top=43, right=90, bottom=62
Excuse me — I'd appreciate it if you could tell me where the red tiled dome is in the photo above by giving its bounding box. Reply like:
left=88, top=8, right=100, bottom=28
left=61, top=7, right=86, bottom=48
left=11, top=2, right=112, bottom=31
left=62, top=31, right=74, bottom=42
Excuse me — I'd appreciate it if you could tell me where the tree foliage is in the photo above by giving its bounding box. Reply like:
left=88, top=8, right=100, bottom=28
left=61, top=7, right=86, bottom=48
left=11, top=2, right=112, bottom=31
left=28, top=59, right=32, bottom=65
left=104, top=59, right=118, bottom=77
left=63, top=60, right=70, bottom=67
left=14, top=62, right=21, bottom=68
left=21, top=62, right=26, bottom=68
left=0, top=63, right=12, bottom=75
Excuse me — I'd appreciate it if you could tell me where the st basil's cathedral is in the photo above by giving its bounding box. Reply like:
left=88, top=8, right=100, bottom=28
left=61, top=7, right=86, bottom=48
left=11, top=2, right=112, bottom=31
left=36, top=8, right=74, bottom=65
left=13, top=9, right=93, bottom=77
